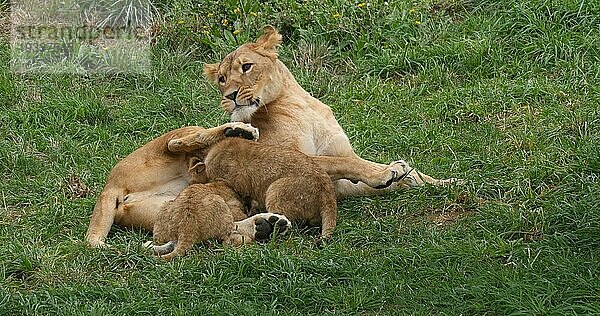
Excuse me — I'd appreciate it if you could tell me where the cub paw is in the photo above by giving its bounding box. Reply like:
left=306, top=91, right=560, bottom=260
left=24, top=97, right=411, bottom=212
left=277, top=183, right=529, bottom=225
left=254, top=213, right=291, bottom=241
left=87, top=238, right=111, bottom=248
left=224, top=122, right=259, bottom=141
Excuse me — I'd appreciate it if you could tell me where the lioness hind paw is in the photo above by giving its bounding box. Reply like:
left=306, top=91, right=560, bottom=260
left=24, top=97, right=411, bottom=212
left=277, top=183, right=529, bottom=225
left=389, top=160, right=415, bottom=183
left=367, top=160, right=413, bottom=189
left=254, top=214, right=291, bottom=242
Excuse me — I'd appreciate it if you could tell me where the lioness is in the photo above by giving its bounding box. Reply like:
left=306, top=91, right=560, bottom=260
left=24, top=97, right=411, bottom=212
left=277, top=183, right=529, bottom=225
left=85, top=122, right=402, bottom=247
left=85, top=26, right=453, bottom=248
left=204, top=26, right=457, bottom=198
left=149, top=180, right=291, bottom=260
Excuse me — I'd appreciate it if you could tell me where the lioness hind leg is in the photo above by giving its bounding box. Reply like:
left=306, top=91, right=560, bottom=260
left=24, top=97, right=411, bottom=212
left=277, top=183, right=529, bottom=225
left=316, top=135, right=460, bottom=197
left=329, top=162, right=461, bottom=198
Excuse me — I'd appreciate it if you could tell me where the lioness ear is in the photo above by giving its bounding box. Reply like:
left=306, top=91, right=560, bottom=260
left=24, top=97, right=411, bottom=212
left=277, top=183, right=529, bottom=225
left=255, top=25, right=282, bottom=51
left=204, top=63, right=219, bottom=82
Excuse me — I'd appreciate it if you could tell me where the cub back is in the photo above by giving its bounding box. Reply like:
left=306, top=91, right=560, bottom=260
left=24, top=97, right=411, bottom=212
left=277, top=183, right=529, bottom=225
left=204, top=138, right=327, bottom=202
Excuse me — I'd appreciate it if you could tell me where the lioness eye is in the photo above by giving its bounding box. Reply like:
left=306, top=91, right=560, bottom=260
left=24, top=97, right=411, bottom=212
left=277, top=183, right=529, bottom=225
left=218, top=75, right=226, bottom=84
left=241, top=63, right=253, bottom=73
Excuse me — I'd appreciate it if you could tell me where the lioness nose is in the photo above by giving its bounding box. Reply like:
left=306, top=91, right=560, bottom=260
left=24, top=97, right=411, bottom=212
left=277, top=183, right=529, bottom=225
left=225, top=91, right=238, bottom=101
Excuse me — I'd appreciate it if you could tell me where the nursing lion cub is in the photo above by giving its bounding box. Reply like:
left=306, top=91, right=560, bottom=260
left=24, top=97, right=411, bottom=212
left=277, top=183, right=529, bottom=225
left=150, top=180, right=291, bottom=260
left=204, top=26, right=458, bottom=198
left=160, top=134, right=338, bottom=252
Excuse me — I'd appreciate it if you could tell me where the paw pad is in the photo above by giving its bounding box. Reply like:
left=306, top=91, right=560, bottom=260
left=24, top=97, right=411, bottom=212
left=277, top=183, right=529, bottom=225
left=254, top=215, right=290, bottom=241
left=255, top=218, right=272, bottom=241
left=225, top=127, right=256, bottom=140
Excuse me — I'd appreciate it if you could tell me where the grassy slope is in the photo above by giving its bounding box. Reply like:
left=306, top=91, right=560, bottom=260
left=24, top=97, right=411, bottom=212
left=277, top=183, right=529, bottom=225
left=1, top=0, right=599, bottom=314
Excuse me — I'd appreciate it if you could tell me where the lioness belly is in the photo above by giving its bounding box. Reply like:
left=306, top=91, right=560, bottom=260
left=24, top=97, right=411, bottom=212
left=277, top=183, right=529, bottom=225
left=114, top=177, right=192, bottom=230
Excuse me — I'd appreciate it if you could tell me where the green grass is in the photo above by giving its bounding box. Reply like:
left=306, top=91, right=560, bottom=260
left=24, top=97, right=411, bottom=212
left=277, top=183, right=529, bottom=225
left=1, top=0, right=600, bottom=314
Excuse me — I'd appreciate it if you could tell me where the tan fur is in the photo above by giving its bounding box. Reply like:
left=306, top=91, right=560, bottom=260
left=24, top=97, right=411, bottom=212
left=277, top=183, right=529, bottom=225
left=168, top=136, right=337, bottom=241
left=151, top=181, right=244, bottom=260
left=85, top=26, right=458, bottom=248
left=205, top=26, right=458, bottom=198
left=86, top=121, right=396, bottom=248
left=85, top=122, right=271, bottom=248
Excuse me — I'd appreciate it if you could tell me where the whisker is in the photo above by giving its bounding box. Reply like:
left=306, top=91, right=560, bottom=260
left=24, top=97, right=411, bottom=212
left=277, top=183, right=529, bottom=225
left=260, top=99, right=268, bottom=114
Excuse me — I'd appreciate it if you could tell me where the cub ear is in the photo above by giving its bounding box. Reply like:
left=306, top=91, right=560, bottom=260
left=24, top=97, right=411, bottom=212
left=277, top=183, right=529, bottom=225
left=188, top=158, right=206, bottom=175
left=255, top=25, right=282, bottom=51
left=188, top=157, right=204, bottom=170
left=203, top=63, right=219, bottom=82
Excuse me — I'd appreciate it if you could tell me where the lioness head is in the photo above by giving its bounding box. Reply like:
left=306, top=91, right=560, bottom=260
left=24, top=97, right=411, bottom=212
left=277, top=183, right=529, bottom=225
left=204, top=26, right=284, bottom=122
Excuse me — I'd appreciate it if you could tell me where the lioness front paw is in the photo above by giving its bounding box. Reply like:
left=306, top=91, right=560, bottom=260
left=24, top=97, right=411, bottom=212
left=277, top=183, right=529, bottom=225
left=236, top=86, right=256, bottom=105
left=224, top=122, right=259, bottom=141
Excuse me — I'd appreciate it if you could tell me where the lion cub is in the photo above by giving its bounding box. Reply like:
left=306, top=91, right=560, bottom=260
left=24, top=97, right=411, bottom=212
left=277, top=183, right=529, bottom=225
left=150, top=163, right=291, bottom=260
left=168, top=136, right=338, bottom=243
left=150, top=181, right=239, bottom=260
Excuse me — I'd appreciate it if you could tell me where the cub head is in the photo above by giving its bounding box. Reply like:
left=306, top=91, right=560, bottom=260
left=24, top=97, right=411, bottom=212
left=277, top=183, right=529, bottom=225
left=204, top=25, right=284, bottom=122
